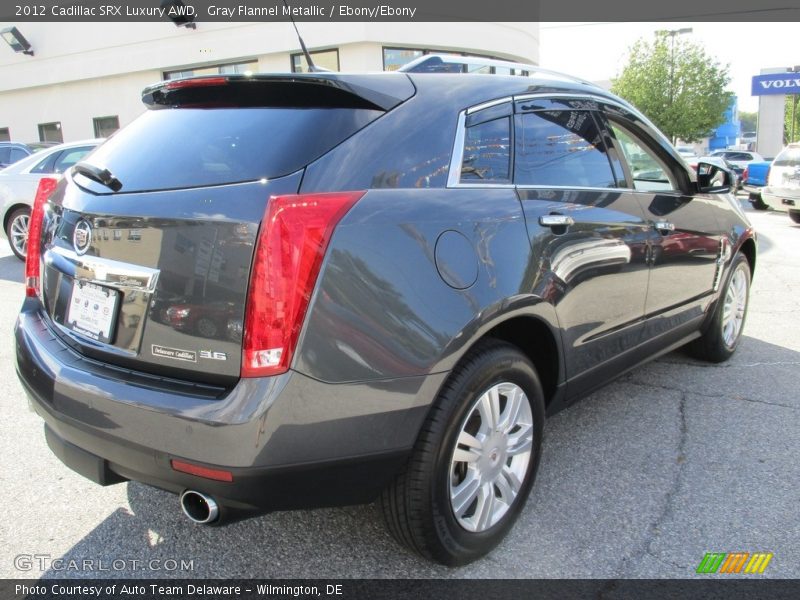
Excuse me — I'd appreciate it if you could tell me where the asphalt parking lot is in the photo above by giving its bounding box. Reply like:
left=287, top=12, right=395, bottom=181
left=1, top=196, right=798, bottom=580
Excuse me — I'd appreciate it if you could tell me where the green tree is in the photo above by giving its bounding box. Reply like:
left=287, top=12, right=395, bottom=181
left=739, top=110, right=757, bottom=134
left=611, top=33, right=733, bottom=143
left=785, top=96, right=800, bottom=144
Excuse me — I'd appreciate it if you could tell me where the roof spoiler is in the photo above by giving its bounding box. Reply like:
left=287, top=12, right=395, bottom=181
left=141, top=73, right=416, bottom=112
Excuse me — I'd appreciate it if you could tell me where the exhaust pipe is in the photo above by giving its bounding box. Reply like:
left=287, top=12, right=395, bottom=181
left=180, top=490, right=220, bottom=524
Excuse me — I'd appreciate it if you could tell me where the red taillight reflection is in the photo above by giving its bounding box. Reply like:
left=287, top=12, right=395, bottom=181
left=25, top=177, right=58, bottom=298
left=241, top=191, right=365, bottom=378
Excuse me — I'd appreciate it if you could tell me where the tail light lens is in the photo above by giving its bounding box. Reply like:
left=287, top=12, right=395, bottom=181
left=25, top=177, right=58, bottom=298
left=242, top=191, right=365, bottom=377
left=742, top=166, right=749, bottom=183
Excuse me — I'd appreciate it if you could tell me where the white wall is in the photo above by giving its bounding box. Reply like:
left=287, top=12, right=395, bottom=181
left=0, top=22, right=539, bottom=142
left=756, top=67, right=787, bottom=158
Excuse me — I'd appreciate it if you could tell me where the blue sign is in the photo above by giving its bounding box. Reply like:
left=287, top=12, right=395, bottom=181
left=752, top=73, right=800, bottom=96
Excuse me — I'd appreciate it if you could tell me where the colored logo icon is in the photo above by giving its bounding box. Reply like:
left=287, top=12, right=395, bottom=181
left=696, top=552, right=773, bottom=574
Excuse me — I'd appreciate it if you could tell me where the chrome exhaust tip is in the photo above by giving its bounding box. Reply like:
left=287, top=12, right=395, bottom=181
left=180, top=490, right=220, bottom=524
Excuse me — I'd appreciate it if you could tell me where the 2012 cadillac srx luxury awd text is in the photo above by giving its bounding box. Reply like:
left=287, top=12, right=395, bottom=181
left=15, top=55, right=755, bottom=565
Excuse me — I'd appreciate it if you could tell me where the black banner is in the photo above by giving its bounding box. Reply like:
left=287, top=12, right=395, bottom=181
left=1, top=579, right=800, bottom=600
left=1, top=0, right=799, bottom=22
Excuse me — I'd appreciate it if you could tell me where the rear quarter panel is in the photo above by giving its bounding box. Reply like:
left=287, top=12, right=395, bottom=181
left=293, top=188, right=561, bottom=383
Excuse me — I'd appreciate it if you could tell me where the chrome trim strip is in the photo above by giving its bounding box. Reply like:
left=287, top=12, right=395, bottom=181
left=447, top=110, right=468, bottom=188
left=45, top=246, right=160, bottom=293
left=466, top=97, right=514, bottom=115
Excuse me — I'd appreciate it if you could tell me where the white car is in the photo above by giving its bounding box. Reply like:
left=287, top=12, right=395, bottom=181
left=709, top=150, right=765, bottom=172
left=761, top=143, right=800, bottom=222
left=0, top=139, right=102, bottom=259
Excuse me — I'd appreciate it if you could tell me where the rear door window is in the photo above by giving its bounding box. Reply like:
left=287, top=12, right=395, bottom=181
left=514, top=109, right=617, bottom=188
left=460, top=116, right=512, bottom=182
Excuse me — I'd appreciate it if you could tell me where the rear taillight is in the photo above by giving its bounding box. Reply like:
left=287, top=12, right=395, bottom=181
left=743, top=166, right=749, bottom=183
left=25, top=177, right=58, bottom=298
left=766, top=166, right=771, bottom=183
left=241, top=191, right=365, bottom=377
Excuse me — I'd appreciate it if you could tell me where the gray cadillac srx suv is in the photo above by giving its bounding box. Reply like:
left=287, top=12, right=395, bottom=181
left=15, top=55, right=755, bottom=565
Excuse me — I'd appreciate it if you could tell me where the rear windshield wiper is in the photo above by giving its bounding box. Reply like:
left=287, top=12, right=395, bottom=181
left=72, top=162, right=123, bottom=192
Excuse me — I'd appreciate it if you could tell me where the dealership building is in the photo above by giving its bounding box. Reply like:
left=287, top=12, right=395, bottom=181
left=0, top=22, right=538, bottom=143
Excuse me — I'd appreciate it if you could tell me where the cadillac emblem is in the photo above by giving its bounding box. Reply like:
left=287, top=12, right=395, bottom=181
left=73, top=219, right=92, bottom=255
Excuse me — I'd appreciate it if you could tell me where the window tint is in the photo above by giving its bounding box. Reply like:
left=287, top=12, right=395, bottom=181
left=0, top=128, right=10, bottom=142
left=53, top=146, right=94, bottom=173
left=460, top=117, right=511, bottom=182
left=773, top=146, right=800, bottom=167
left=609, top=123, right=678, bottom=192
left=9, top=147, right=27, bottom=163
left=514, top=110, right=616, bottom=188
left=30, top=151, right=58, bottom=174
left=80, top=107, right=381, bottom=192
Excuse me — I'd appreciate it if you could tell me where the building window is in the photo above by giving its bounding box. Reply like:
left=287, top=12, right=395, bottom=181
left=383, top=47, right=425, bottom=71
left=0, top=127, right=9, bottom=142
left=163, top=60, right=258, bottom=81
left=93, top=116, right=119, bottom=138
left=38, top=122, right=63, bottom=143
left=291, top=49, right=339, bottom=73
left=382, top=47, right=513, bottom=73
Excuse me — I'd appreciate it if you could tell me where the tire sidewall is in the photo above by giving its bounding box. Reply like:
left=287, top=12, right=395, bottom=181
left=714, top=253, right=751, bottom=357
left=429, top=346, right=545, bottom=564
left=6, top=206, right=31, bottom=261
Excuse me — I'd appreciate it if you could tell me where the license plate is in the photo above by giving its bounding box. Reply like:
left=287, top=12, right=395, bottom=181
left=65, top=281, right=120, bottom=343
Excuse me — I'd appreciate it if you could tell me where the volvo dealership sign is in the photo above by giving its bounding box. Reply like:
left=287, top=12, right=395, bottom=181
left=752, top=73, right=800, bottom=96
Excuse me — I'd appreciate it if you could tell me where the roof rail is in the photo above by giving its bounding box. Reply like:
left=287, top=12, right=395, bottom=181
left=398, top=54, right=597, bottom=87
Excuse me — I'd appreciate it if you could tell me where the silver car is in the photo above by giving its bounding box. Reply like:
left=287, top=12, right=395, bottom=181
left=0, top=139, right=101, bottom=259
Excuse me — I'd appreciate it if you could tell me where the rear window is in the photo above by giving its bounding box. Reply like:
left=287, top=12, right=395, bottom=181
left=774, top=146, right=800, bottom=167
left=77, top=107, right=381, bottom=193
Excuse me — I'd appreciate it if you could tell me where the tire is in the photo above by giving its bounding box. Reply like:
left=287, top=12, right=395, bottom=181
left=196, top=317, right=219, bottom=338
left=381, top=340, right=545, bottom=565
left=5, top=206, right=31, bottom=261
left=789, top=210, right=800, bottom=224
left=687, top=252, right=751, bottom=363
left=748, top=195, right=768, bottom=211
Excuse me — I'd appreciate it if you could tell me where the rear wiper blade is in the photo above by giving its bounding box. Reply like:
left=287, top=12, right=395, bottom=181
left=72, top=162, right=123, bottom=192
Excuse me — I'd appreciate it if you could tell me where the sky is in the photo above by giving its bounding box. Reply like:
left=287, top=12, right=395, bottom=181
left=539, top=22, right=799, bottom=113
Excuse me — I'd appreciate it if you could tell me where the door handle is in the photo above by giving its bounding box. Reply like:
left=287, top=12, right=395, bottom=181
left=654, top=221, right=675, bottom=235
left=539, top=214, right=575, bottom=228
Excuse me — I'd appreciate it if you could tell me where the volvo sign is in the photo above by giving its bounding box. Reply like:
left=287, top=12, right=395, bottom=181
left=752, top=73, right=800, bottom=96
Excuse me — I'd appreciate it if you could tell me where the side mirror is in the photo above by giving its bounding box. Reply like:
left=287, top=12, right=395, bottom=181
left=696, top=162, right=732, bottom=194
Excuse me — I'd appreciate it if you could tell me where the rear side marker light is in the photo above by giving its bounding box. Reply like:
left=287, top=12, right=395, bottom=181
left=242, top=191, right=365, bottom=377
left=25, top=177, right=58, bottom=298
left=171, top=459, right=233, bottom=482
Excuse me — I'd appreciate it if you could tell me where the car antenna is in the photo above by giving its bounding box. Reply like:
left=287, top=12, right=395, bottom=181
left=282, top=0, right=319, bottom=73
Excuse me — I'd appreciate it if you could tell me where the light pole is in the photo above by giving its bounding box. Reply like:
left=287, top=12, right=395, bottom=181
left=789, top=65, right=800, bottom=143
left=656, top=28, right=693, bottom=144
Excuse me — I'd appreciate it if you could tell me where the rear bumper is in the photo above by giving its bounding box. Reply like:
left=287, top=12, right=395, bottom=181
left=762, top=187, right=800, bottom=212
left=15, top=300, right=440, bottom=512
